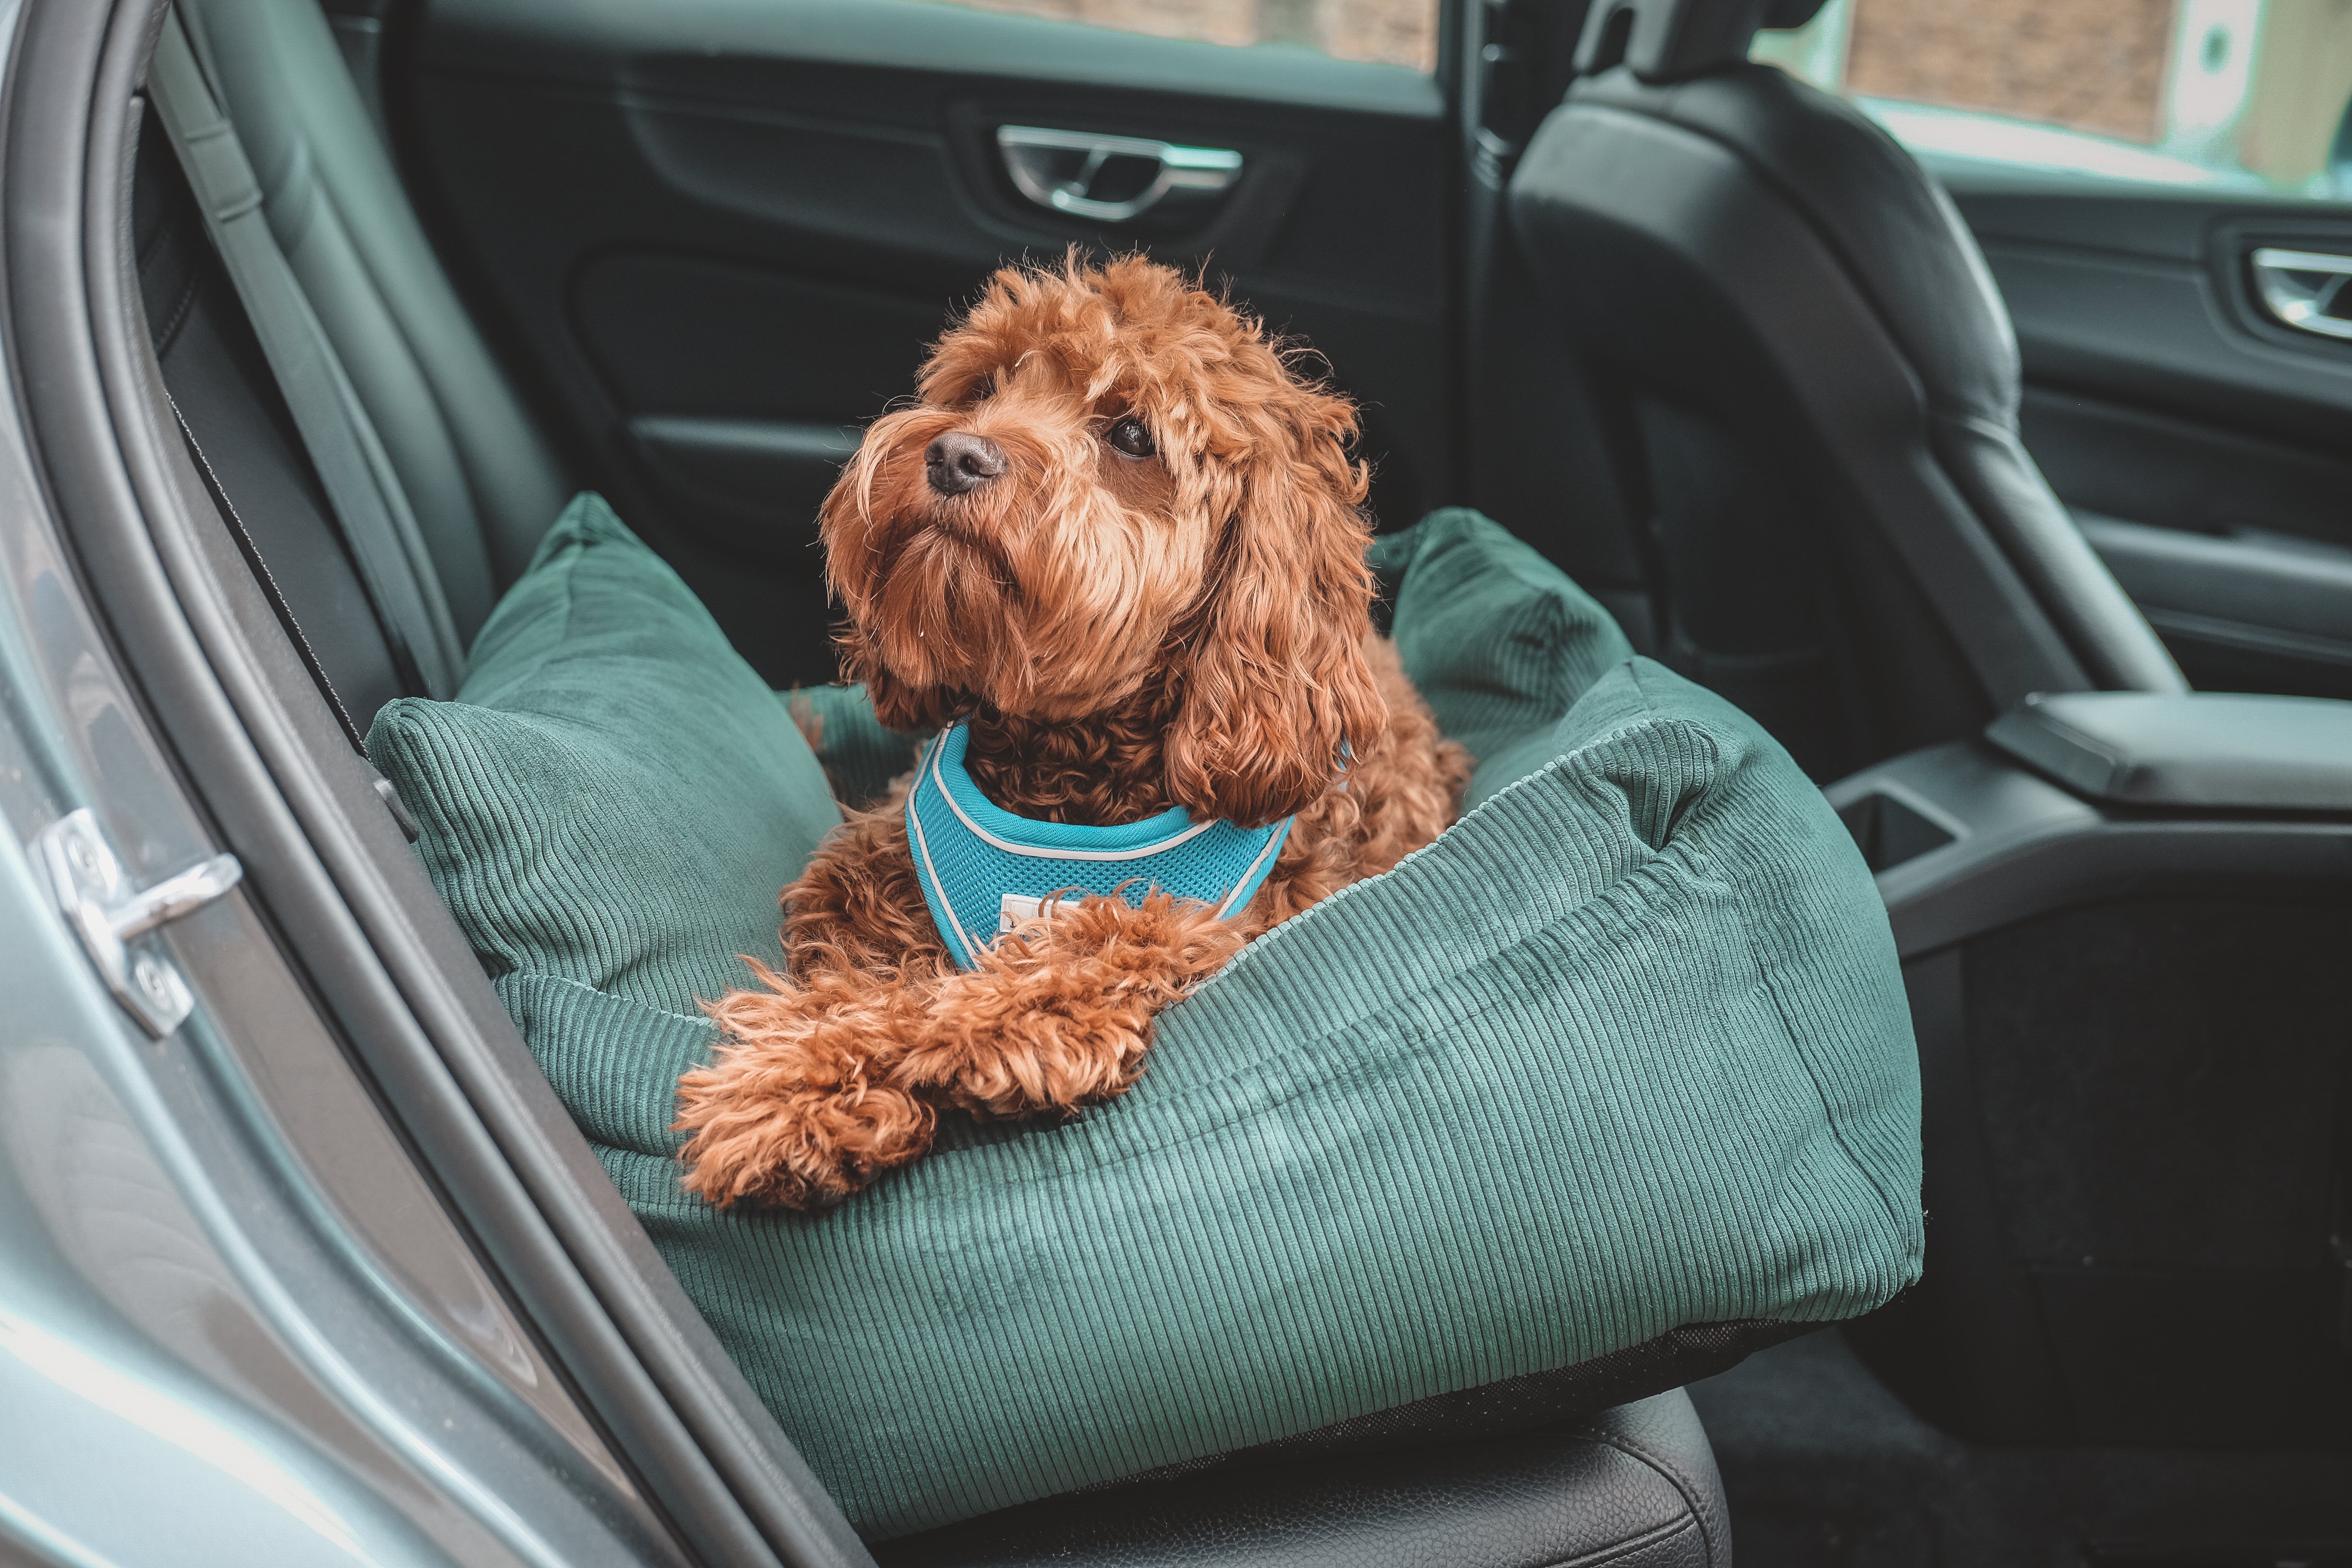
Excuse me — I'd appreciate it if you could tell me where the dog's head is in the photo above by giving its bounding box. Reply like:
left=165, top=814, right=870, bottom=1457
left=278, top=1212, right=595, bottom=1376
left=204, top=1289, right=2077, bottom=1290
left=821, top=255, right=1383, bottom=826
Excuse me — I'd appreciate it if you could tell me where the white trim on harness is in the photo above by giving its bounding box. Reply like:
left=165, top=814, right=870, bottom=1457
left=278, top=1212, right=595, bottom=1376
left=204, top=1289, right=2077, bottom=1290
left=925, top=729, right=1222, bottom=862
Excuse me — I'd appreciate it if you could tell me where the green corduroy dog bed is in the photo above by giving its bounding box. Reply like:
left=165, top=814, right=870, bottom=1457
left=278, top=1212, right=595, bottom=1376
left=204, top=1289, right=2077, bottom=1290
left=371, top=496, right=1923, bottom=1539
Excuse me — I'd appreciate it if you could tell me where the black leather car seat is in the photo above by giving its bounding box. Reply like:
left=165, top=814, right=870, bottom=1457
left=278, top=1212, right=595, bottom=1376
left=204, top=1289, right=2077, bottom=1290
left=1509, top=0, right=2187, bottom=780
left=138, top=0, right=1740, bottom=1560
left=875, top=1392, right=1728, bottom=1568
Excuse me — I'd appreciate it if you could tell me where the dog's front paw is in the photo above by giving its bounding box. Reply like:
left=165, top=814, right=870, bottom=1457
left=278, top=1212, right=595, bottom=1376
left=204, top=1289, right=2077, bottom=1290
left=676, top=977, right=941, bottom=1209
left=675, top=1059, right=937, bottom=1211
left=915, top=892, right=1249, bottom=1120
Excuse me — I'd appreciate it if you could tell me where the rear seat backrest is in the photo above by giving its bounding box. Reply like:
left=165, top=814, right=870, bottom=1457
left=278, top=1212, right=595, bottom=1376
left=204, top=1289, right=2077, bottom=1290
left=176, top=0, right=568, bottom=646
left=137, top=109, right=412, bottom=731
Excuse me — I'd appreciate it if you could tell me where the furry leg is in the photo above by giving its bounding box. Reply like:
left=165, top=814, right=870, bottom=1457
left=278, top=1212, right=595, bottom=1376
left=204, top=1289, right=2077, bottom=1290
left=892, top=892, right=1250, bottom=1120
left=675, top=963, right=944, bottom=1210
left=676, top=895, right=1246, bottom=1210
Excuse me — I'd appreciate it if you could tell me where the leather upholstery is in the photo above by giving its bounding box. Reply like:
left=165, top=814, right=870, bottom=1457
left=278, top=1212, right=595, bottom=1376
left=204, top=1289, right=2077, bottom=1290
left=1513, top=5, right=2183, bottom=778
left=872, top=1391, right=1727, bottom=1568
left=1166, top=1319, right=1802, bottom=1473
left=1985, top=690, right=2352, bottom=811
left=177, top=0, right=568, bottom=644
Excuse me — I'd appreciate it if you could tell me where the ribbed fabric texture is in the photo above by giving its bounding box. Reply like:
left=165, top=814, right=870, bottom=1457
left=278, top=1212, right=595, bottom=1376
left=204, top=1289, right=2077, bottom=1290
left=377, top=502, right=1923, bottom=1541
left=1370, top=506, right=1638, bottom=805
left=365, top=491, right=839, bottom=1023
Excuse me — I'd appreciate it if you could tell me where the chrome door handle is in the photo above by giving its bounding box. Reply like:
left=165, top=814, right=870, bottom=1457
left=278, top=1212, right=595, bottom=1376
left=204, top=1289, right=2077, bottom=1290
left=2250, top=247, right=2352, bottom=342
left=995, top=125, right=1242, bottom=224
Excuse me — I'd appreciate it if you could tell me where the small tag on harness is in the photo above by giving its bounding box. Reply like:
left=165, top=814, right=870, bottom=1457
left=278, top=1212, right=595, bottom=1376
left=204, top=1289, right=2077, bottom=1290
left=998, top=891, right=1087, bottom=934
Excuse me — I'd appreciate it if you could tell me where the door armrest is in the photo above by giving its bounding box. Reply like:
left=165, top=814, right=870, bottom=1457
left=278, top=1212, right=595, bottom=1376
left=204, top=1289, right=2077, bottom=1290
left=1985, top=691, right=2352, bottom=812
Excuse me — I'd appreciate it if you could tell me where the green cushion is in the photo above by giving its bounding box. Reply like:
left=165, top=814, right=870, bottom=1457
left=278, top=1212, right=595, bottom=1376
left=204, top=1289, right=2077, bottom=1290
left=1371, top=506, right=1637, bottom=802
left=377, top=501, right=1923, bottom=1541
left=365, top=491, right=840, bottom=1074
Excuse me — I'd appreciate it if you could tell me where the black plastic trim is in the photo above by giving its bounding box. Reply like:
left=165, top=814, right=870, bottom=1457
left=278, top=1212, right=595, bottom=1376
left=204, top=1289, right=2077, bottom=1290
left=1825, top=741, right=2352, bottom=961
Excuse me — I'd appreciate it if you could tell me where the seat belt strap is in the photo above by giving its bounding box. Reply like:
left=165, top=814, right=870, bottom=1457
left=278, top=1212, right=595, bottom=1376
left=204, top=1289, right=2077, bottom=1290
left=146, top=8, right=464, bottom=701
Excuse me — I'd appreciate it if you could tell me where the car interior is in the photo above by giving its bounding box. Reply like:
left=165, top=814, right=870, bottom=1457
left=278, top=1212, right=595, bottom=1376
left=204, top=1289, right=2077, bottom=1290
left=12, top=0, right=2350, bottom=1560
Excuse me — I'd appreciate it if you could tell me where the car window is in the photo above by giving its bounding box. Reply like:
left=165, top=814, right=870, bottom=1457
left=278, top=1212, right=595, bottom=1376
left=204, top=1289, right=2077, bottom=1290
left=1754, top=0, right=2352, bottom=197
left=913, top=0, right=1439, bottom=73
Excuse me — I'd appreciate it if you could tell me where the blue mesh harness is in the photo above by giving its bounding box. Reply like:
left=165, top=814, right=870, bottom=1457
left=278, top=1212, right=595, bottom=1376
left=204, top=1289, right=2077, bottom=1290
left=906, top=720, right=1293, bottom=971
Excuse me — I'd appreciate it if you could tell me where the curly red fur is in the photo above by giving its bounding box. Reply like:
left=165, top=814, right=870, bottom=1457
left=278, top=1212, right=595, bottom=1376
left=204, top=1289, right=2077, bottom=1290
left=675, top=257, right=1471, bottom=1209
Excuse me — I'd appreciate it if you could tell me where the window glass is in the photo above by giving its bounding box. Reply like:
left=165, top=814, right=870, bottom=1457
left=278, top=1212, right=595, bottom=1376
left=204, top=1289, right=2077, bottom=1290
left=1753, top=0, right=2352, bottom=197
left=922, top=0, right=1439, bottom=73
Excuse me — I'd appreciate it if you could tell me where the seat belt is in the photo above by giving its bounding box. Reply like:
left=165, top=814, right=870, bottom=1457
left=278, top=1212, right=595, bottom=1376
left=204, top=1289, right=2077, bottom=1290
left=145, top=7, right=464, bottom=701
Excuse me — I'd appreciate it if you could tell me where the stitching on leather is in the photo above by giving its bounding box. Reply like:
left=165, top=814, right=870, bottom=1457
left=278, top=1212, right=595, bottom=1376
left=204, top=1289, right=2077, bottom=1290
left=154, top=270, right=202, bottom=357
left=1548, top=1514, right=1699, bottom=1568
left=1937, top=407, right=2021, bottom=447
left=1565, top=1423, right=1722, bottom=1566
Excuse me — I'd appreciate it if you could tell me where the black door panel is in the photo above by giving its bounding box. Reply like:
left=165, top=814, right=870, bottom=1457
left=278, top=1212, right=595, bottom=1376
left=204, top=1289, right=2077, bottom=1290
left=429, top=0, right=1441, bottom=117
left=2019, top=384, right=2352, bottom=547
left=630, top=415, right=866, bottom=559
left=575, top=258, right=943, bottom=424
left=406, top=0, right=1455, bottom=685
left=1973, top=222, right=2352, bottom=453
left=574, top=255, right=941, bottom=564
left=1950, top=182, right=2352, bottom=699
left=2072, top=511, right=2352, bottom=699
left=2019, top=381, right=2352, bottom=701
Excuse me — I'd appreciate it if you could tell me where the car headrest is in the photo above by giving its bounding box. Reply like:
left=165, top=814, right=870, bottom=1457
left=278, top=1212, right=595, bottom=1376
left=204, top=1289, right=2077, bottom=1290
left=1573, top=0, right=1829, bottom=84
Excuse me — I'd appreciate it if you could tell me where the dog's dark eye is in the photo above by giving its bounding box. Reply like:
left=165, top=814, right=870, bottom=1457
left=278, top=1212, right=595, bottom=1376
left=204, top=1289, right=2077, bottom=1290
left=1106, top=417, right=1155, bottom=459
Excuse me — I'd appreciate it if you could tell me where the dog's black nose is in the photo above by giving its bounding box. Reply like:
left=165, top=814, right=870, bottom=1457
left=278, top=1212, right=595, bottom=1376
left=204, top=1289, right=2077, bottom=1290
left=926, top=432, right=1006, bottom=496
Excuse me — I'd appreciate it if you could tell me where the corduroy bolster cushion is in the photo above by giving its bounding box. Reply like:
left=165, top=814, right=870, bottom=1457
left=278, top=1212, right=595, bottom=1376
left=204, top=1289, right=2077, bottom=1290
left=367, top=493, right=841, bottom=1067
left=372, top=499, right=1923, bottom=1540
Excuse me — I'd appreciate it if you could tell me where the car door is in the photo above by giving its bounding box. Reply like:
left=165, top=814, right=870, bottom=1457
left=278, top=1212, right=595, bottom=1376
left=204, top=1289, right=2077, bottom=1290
left=384, top=0, right=1460, bottom=688
left=1754, top=0, right=2352, bottom=702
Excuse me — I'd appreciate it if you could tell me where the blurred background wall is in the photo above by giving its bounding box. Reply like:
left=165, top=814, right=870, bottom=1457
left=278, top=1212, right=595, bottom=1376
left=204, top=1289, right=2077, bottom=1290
left=1763, top=0, right=2352, bottom=193
left=945, top=0, right=1441, bottom=71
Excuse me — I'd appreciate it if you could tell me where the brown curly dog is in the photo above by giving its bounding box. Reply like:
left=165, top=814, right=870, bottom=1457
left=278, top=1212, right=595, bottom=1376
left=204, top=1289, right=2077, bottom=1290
left=673, top=256, right=1470, bottom=1210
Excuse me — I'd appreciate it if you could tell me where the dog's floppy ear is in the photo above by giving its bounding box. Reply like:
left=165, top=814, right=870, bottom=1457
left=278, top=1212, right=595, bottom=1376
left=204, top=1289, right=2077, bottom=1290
left=1164, top=376, right=1384, bottom=827
left=821, top=407, right=969, bottom=736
